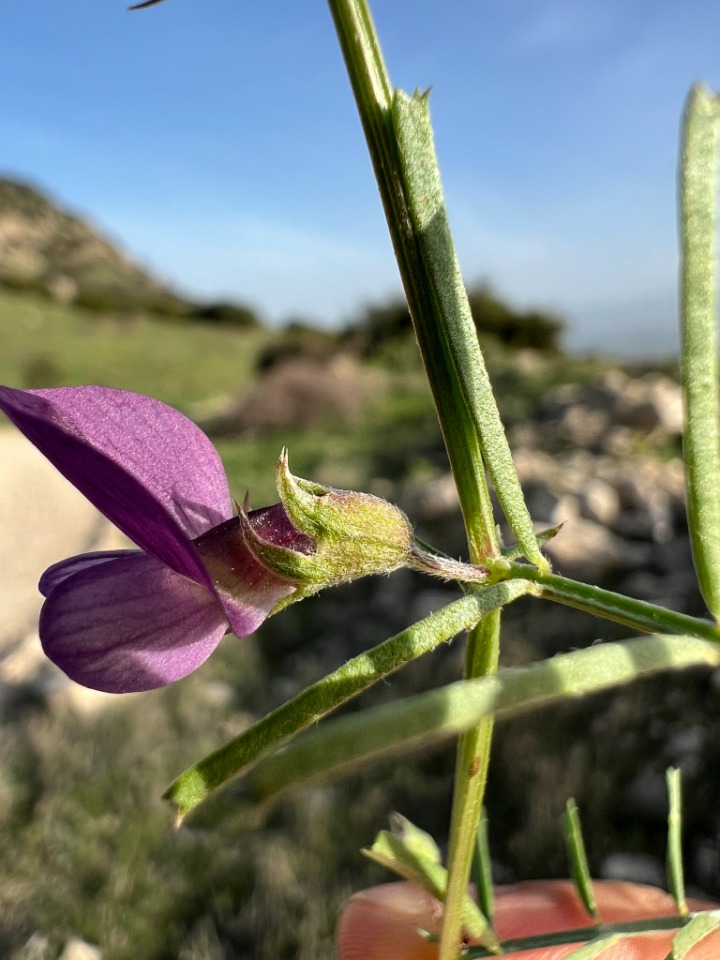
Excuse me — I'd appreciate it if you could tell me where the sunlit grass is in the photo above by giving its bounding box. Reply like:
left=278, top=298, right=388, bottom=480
left=0, top=289, right=273, bottom=410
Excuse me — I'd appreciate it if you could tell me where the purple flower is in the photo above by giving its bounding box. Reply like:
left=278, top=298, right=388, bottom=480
left=0, top=385, right=313, bottom=693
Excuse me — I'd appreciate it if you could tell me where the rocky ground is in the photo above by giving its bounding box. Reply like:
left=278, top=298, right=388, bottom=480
left=2, top=367, right=720, bottom=958
left=396, top=368, right=719, bottom=894
left=402, top=368, right=699, bottom=613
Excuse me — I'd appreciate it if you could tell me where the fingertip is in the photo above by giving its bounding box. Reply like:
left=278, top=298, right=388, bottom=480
left=336, top=882, right=442, bottom=960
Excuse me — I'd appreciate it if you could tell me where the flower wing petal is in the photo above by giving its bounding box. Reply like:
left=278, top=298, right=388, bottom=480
left=40, top=552, right=229, bottom=693
left=40, top=550, right=141, bottom=597
left=0, top=386, right=231, bottom=584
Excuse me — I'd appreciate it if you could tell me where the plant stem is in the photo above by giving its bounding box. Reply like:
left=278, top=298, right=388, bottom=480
left=467, top=914, right=698, bottom=958
left=391, top=89, right=543, bottom=568
left=441, top=611, right=501, bottom=960
left=325, top=3, right=538, bottom=953
left=325, top=0, right=497, bottom=560
left=500, top=564, right=720, bottom=643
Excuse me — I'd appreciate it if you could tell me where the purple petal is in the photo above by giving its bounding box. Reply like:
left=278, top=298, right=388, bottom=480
left=0, top=386, right=232, bottom=585
left=39, top=552, right=229, bottom=693
left=195, top=507, right=305, bottom=638
left=40, top=550, right=141, bottom=597
left=249, top=504, right=315, bottom=554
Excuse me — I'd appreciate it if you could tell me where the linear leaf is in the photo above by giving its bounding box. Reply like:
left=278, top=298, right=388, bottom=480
left=666, top=767, right=688, bottom=916
left=563, top=798, right=598, bottom=921
left=679, top=85, right=720, bottom=618
left=243, top=635, right=720, bottom=809
left=670, top=911, right=720, bottom=958
left=166, top=582, right=529, bottom=817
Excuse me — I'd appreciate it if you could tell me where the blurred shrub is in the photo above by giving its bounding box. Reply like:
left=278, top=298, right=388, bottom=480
left=208, top=355, right=377, bottom=436
left=74, top=287, right=142, bottom=315
left=145, top=295, right=195, bottom=320
left=468, top=284, right=563, bottom=352
left=256, top=322, right=343, bottom=373
left=345, top=286, right=564, bottom=358
left=342, top=300, right=413, bottom=358
left=0, top=274, right=48, bottom=297
left=21, top=353, right=65, bottom=388
left=189, top=301, right=261, bottom=329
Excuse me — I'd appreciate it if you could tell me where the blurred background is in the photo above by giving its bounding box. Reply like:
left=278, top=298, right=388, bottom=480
left=2, top=2, right=720, bottom=959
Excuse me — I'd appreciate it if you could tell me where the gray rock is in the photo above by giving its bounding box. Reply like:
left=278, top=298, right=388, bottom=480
left=617, top=374, right=684, bottom=436
left=557, top=405, right=611, bottom=448
left=400, top=473, right=460, bottom=520
left=624, top=766, right=669, bottom=820
left=578, top=478, right=621, bottom=527
left=543, top=514, right=626, bottom=583
left=58, top=938, right=101, bottom=960
left=11, top=934, right=51, bottom=960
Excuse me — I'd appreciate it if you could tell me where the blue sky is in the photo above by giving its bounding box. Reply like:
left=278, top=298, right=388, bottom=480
left=2, top=1, right=720, bottom=354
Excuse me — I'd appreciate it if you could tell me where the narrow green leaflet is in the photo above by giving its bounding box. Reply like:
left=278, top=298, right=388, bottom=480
left=391, top=89, right=544, bottom=569
left=242, top=635, right=720, bottom=809
left=166, top=582, right=530, bottom=817
left=363, top=815, right=500, bottom=953
left=679, top=85, right=720, bottom=619
left=666, top=768, right=688, bottom=916
left=387, top=812, right=443, bottom=864
left=669, top=911, right=720, bottom=958
left=466, top=909, right=720, bottom=959
left=539, top=920, right=720, bottom=960
left=474, top=809, right=494, bottom=926
left=563, top=799, right=598, bottom=921
left=505, top=564, right=720, bottom=643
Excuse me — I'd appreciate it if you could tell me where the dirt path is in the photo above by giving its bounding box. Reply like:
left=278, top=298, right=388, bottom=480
left=0, top=428, right=127, bottom=694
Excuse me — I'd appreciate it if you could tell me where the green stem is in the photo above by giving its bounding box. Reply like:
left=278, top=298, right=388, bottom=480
left=325, top=5, right=542, bottom=953
left=563, top=799, right=598, bottom=921
left=441, top=611, right=501, bottom=960
left=391, top=90, right=543, bottom=569
left=325, top=0, right=497, bottom=560
left=679, top=85, right=720, bottom=620
left=666, top=767, right=688, bottom=917
left=500, top=564, right=720, bottom=643
left=466, top=914, right=697, bottom=958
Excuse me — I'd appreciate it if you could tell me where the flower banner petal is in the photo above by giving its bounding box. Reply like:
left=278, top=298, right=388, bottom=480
left=39, top=552, right=229, bottom=693
left=0, top=386, right=230, bottom=585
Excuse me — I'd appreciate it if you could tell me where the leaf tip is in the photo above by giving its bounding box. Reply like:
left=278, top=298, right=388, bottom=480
left=163, top=768, right=209, bottom=820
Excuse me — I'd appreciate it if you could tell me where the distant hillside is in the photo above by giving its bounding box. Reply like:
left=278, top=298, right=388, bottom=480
left=0, top=177, right=259, bottom=326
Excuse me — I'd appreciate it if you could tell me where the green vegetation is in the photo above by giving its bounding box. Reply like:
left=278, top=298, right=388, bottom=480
left=0, top=288, right=269, bottom=409
left=0, top=283, right=610, bottom=506
left=0, top=638, right=412, bottom=960
left=343, top=284, right=564, bottom=358
left=0, top=233, right=670, bottom=959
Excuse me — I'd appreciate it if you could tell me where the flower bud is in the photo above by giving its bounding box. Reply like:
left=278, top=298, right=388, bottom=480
left=245, top=451, right=416, bottom=590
